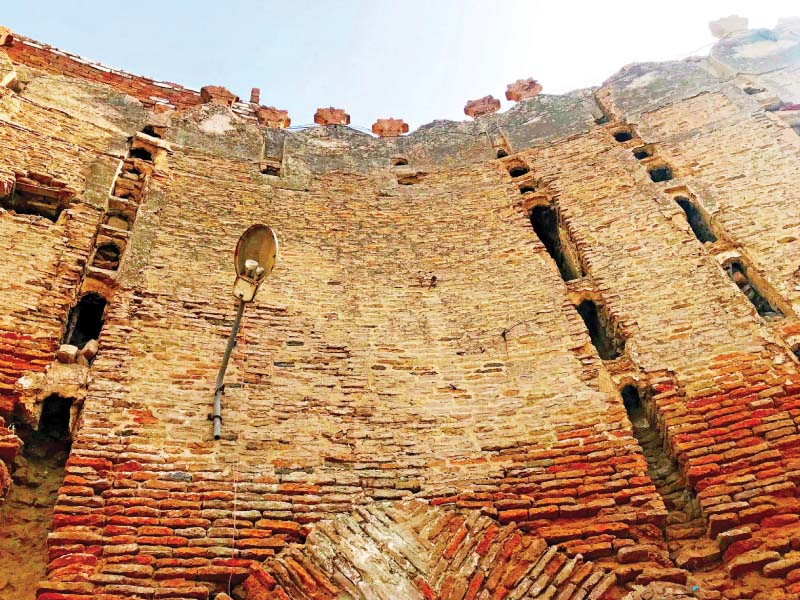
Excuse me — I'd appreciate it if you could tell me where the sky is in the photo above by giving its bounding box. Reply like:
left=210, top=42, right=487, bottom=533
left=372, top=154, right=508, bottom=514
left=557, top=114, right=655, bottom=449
left=3, top=1, right=798, bottom=131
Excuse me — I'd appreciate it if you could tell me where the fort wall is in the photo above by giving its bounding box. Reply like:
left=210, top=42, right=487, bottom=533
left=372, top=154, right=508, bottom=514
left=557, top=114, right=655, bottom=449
left=0, top=18, right=799, bottom=600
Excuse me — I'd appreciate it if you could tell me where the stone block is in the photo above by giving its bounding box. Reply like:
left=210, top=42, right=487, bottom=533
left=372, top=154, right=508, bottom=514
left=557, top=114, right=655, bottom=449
left=617, top=543, right=661, bottom=564
left=728, top=550, right=781, bottom=578
left=81, top=339, right=99, bottom=361
left=314, top=107, right=350, bottom=126
left=56, top=344, right=80, bottom=364
left=249, top=87, right=260, bottom=104
left=506, top=78, right=543, bottom=102
left=200, top=85, right=238, bottom=107
left=763, top=557, right=800, bottom=578
left=372, top=118, right=409, bottom=137
left=464, top=95, right=501, bottom=119
left=255, top=106, right=290, bottom=129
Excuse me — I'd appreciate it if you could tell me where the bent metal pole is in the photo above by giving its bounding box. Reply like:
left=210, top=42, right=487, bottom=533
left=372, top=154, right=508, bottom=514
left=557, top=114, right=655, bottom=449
left=211, top=298, right=245, bottom=440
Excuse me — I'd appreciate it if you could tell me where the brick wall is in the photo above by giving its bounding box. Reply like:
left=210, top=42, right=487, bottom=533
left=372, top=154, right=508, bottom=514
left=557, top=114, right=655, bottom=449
left=0, top=22, right=799, bottom=600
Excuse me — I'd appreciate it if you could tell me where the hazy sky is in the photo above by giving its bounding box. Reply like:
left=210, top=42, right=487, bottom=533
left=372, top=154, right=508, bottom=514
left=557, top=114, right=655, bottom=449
left=3, top=1, right=798, bottom=130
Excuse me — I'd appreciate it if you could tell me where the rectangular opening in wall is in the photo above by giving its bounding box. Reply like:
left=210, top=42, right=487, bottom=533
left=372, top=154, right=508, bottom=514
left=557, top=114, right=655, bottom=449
left=0, top=172, right=75, bottom=222
left=91, top=242, right=122, bottom=271
left=64, top=293, right=107, bottom=349
left=576, top=299, right=623, bottom=360
left=39, top=395, right=73, bottom=441
left=621, top=385, right=702, bottom=541
left=632, top=145, right=653, bottom=160
left=648, top=164, right=673, bottom=183
left=613, top=128, right=634, bottom=143
left=507, top=160, right=529, bottom=178
left=725, top=260, right=783, bottom=319
left=261, top=157, right=282, bottom=176
left=674, top=196, right=716, bottom=243
left=529, top=204, right=585, bottom=282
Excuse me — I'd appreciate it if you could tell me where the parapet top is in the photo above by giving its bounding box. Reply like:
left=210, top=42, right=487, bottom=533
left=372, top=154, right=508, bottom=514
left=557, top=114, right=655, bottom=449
left=0, top=24, right=549, bottom=136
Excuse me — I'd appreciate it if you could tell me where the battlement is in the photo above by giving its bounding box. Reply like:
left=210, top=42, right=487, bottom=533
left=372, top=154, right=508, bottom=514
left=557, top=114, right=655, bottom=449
left=2, top=19, right=798, bottom=160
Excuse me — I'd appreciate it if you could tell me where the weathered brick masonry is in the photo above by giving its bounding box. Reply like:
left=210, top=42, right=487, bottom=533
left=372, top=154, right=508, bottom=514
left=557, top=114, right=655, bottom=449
left=1, top=18, right=800, bottom=600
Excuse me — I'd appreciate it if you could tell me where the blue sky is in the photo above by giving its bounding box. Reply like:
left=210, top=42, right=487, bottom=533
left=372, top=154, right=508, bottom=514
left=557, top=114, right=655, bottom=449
left=3, top=1, right=797, bottom=130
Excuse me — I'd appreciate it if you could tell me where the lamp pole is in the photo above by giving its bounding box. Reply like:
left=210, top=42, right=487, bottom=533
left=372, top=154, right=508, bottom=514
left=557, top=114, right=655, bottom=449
left=210, top=224, right=278, bottom=440
left=211, top=298, right=245, bottom=440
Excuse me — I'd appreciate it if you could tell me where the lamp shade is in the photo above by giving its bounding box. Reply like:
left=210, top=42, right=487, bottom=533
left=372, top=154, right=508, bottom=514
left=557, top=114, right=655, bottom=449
left=232, top=224, right=278, bottom=302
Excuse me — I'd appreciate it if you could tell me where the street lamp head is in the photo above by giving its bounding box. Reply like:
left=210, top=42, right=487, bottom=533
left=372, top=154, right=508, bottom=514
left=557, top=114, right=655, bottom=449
left=232, top=224, right=278, bottom=302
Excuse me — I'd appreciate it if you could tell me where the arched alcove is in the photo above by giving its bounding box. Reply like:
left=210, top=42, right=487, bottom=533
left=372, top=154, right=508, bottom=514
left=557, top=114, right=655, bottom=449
left=92, top=243, right=121, bottom=271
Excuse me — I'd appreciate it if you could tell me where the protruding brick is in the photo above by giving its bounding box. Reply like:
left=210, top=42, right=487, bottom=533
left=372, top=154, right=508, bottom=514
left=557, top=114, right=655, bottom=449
left=250, top=87, right=260, bottom=104
left=464, top=95, right=501, bottom=119
left=730, top=550, right=782, bottom=578
left=314, top=107, right=350, bottom=126
left=0, top=26, right=13, bottom=47
left=256, top=106, right=291, bottom=129
left=200, top=85, right=238, bottom=107
left=56, top=344, right=79, bottom=364
left=372, top=118, right=409, bottom=138
left=505, top=78, right=543, bottom=102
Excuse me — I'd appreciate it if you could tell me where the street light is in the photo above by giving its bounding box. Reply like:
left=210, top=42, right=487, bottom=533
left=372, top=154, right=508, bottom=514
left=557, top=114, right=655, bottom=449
left=211, top=224, right=278, bottom=439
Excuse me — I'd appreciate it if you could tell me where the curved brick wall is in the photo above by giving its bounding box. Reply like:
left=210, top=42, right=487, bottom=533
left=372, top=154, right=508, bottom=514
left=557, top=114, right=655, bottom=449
left=0, top=19, right=799, bottom=600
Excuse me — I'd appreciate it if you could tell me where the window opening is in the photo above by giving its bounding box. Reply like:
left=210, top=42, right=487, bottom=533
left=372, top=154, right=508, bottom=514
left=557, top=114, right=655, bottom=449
left=621, top=385, right=641, bottom=412
left=391, top=157, right=409, bottom=166
left=648, top=165, right=673, bottom=182
left=725, top=261, right=782, bottom=319
left=508, top=165, right=529, bottom=178
left=632, top=146, right=652, bottom=160
left=519, top=184, right=536, bottom=194
left=92, top=243, right=121, bottom=271
left=260, top=164, right=280, bottom=176
left=496, top=149, right=508, bottom=158
left=1, top=174, right=74, bottom=222
left=530, top=205, right=583, bottom=281
left=675, top=197, right=716, bottom=243
left=576, top=299, right=623, bottom=360
left=141, top=125, right=162, bottom=138
left=129, top=147, right=153, bottom=161
left=64, top=293, right=106, bottom=348
left=38, top=395, right=73, bottom=441
left=613, top=130, right=633, bottom=142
